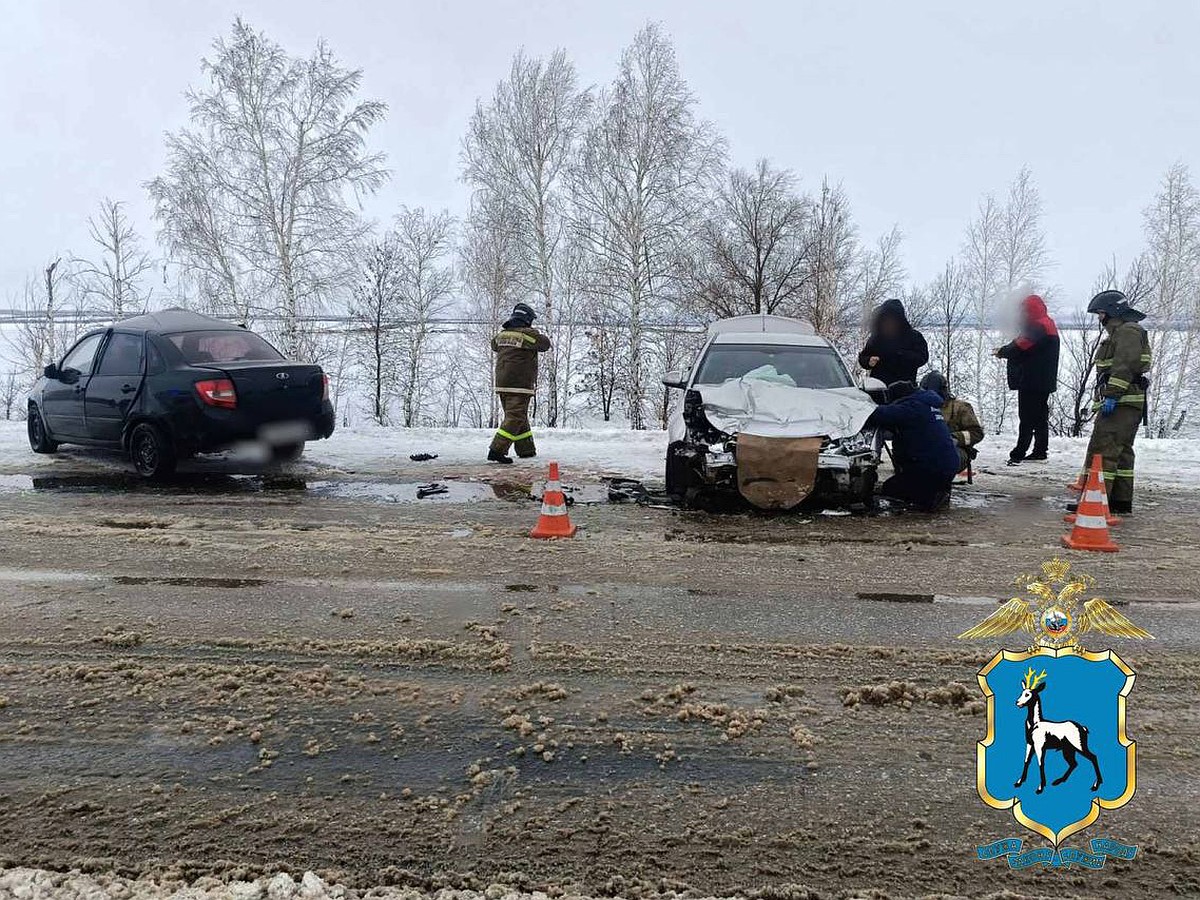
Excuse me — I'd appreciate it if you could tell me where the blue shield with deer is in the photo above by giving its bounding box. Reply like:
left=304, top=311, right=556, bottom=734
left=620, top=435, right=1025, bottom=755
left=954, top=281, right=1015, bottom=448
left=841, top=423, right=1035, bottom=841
left=977, top=647, right=1136, bottom=844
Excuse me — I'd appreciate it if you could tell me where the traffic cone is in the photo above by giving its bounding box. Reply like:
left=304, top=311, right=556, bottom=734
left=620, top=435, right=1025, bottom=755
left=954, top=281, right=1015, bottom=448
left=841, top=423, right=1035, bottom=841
left=1061, top=455, right=1119, bottom=552
left=530, top=462, right=577, bottom=539
left=1067, top=475, right=1086, bottom=493
left=1065, top=454, right=1121, bottom=527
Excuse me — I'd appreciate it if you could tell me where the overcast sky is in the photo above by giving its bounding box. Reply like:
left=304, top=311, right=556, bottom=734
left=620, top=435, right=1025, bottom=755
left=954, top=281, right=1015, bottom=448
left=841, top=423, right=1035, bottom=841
left=2, top=1, right=1197, bottom=311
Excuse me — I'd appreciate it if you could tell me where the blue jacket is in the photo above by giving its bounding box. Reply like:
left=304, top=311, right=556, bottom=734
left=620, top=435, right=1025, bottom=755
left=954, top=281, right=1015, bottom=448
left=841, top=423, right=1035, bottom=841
left=868, top=389, right=961, bottom=478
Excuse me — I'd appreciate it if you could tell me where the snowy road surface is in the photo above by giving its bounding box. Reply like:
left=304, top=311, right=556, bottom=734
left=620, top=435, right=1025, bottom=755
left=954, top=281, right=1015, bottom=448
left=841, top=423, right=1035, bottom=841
left=0, top=420, right=1198, bottom=899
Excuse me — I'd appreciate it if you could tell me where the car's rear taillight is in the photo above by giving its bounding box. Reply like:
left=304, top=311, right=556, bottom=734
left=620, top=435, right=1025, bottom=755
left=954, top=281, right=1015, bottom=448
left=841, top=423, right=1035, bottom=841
left=322, top=373, right=330, bottom=401
left=195, top=378, right=237, bottom=409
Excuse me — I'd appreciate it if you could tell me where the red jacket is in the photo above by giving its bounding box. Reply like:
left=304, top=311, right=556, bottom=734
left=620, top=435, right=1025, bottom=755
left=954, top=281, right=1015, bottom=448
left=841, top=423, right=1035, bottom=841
left=997, top=295, right=1060, bottom=393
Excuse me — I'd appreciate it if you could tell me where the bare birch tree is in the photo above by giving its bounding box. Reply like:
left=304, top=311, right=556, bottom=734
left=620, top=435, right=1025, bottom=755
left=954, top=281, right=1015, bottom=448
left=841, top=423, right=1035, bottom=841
left=1140, top=162, right=1200, bottom=436
left=924, top=259, right=971, bottom=388
left=393, top=208, right=456, bottom=428
left=73, top=198, right=154, bottom=318
left=460, top=193, right=524, bottom=427
left=149, top=19, right=387, bottom=356
left=689, top=159, right=813, bottom=318
left=796, top=179, right=860, bottom=347
left=962, top=193, right=1005, bottom=427
left=461, top=48, right=590, bottom=427
left=571, top=23, right=724, bottom=429
left=349, top=234, right=404, bottom=425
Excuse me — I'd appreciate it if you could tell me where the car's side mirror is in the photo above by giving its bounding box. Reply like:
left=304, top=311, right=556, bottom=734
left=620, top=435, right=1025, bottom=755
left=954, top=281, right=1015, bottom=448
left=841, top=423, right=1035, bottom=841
left=43, top=363, right=60, bottom=380
left=862, top=376, right=888, bottom=401
left=60, top=367, right=81, bottom=385
left=862, top=376, right=887, bottom=392
left=662, top=370, right=688, bottom=389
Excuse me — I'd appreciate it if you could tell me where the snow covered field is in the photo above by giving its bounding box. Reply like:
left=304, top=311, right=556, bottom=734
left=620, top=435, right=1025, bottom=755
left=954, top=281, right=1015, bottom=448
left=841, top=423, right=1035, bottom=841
left=1, top=419, right=1199, bottom=491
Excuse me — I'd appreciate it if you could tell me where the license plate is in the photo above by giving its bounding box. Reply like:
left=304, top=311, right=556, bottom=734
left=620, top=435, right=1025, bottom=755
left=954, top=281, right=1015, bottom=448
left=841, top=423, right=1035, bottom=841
left=258, top=420, right=313, bottom=444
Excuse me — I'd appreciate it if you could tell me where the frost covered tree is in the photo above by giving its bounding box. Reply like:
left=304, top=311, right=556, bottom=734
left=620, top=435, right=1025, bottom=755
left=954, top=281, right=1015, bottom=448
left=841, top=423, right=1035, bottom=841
left=571, top=23, right=724, bottom=429
left=1139, top=162, right=1200, bottom=436
left=924, top=259, right=971, bottom=389
left=149, top=19, right=387, bottom=356
left=392, top=208, right=455, bottom=428
left=5, top=259, right=84, bottom=390
left=461, top=49, right=590, bottom=427
left=1, top=371, right=21, bottom=420
left=460, top=193, right=524, bottom=427
left=73, top=199, right=155, bottom=319
left=349, top=234, right=405, bottom=425
left=795, top=180, right=861, bottom=347
left=690, top=159, right=813, bottom=318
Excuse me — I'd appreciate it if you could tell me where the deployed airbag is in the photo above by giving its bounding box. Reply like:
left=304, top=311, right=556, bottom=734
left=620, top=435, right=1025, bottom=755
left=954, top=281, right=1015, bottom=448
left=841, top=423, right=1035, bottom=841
left=698, top=379, right=875, bottom=439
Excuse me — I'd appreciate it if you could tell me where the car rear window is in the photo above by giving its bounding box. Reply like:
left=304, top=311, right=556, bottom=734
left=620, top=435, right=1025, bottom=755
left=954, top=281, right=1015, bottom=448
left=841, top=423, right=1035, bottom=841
left=695, top=344, right=853, bottom=389
left=166, top=330, right=283, bottom=364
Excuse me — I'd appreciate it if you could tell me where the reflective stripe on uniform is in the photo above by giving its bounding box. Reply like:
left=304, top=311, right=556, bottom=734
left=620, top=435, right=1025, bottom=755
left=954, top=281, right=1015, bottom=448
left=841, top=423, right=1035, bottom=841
left=1075, top=514, right=1109, bottom=529
left=496, top=428, right=533, bottom=441
left=1096, top=359, right=1112, bottom=368
left=495, top=330, right=538, bottom=347
left=1107, top=377, right=1130, bottom=390
left=495, top=386, right=535, bottom=395
left=1115, top=469, right=1135, bottom=479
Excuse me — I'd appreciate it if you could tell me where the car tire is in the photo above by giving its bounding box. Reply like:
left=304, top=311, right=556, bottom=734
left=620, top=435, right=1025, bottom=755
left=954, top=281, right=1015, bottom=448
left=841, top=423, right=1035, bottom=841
left=271, top=442, right=305, bottom=463
left=665, top=441, right=698, bottom=500
left=129, top=422, right=176, bottom=480
left=27, top=405, right=58, bottom=454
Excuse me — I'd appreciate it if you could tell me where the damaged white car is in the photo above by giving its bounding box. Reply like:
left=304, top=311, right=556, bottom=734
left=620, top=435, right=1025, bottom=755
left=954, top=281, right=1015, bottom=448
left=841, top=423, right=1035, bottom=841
left=663, top=315, right=887, bottom=510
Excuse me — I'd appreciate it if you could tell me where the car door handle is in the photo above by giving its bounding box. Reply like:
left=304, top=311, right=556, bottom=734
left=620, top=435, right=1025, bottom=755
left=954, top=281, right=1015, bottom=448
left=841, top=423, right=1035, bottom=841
left=121, top=384, right=136, bottom=394
left=73, top=385, right=85, bottom=393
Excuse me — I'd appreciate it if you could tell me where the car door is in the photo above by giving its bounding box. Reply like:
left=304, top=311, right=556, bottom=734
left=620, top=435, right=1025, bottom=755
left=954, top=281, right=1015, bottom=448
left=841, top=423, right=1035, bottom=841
left=41, top=332, right=104, bottom=440
left=85, top=331, right=145, bottom=444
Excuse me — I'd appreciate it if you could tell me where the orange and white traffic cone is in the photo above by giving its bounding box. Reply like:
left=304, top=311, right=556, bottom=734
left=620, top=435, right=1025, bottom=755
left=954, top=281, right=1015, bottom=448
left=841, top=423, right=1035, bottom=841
left=1061, top=454, right=1119, bottom=552
left=1067, top=474, right=1086, bottom=493
left=1065, top=454, right=1121, bottom=527
left=530, top=461, right=577, bottom=539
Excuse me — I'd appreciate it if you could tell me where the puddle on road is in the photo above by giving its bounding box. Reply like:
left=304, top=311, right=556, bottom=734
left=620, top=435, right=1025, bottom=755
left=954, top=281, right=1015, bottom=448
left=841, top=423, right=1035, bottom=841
left=112, top=575, right=271, bottom=589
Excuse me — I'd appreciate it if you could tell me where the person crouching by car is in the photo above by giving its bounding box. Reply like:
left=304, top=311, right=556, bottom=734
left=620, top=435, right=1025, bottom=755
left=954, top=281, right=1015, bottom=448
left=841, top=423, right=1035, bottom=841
left=866, top=381, right=961, bottom=512
left=919, top=370, right=984, bottom=474
left=488, top=303, right=551, bottom=464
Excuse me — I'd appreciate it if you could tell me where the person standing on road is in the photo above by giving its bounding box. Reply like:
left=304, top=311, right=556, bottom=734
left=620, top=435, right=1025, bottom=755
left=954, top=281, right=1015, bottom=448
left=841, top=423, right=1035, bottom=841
left=995, top=294, right=1060, bottom=466
left=1072, top=290, right=1151, bottom=514
left=488, top=303, right=551, bottom=464
left=919, top=371, right=984, bottom=474
left=858, top=298, right=929, bottom=386
left=866, top=381, right=961, bottom=512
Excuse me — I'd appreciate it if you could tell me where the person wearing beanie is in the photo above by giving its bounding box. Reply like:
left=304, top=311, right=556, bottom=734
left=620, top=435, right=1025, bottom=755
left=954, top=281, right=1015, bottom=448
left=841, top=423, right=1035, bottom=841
left=919, top=371, right=984, bottom=474
left=488, top=303, right=551, bottom=463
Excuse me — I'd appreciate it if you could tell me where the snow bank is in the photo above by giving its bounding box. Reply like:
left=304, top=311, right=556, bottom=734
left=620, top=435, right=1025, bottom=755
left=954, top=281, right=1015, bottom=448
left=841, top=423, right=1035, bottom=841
left=0, top=868, right=742, bottom=900
left=0, top=419, right=1197, bottom=490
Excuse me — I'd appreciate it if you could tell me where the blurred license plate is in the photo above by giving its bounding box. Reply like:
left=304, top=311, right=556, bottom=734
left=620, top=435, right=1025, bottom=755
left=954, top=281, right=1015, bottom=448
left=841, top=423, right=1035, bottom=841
left=259, top=421, right=312, bottom=444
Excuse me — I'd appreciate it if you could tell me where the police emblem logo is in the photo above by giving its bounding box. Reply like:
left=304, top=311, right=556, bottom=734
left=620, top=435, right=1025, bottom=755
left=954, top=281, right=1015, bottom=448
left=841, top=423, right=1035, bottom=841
left=958, top=559, right=1151, bottom=869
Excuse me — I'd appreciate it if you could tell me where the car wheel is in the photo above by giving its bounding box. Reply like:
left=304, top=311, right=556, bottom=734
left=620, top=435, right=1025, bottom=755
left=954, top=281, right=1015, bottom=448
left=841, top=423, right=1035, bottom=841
left=129, top=422, right=176, bottom=480
left=27, top=405, right=58, bottom=454
left=271, top=442, right=305, bottom=463
left=665, top=441, right=691, bottom=498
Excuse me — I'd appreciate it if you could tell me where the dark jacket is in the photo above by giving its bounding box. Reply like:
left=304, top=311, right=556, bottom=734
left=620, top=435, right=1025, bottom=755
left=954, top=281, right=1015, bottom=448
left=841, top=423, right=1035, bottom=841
left=858, top=298, right=929, bottom=385
left=1095, top=319, right=1151, bottom=410
left=492, top=320, right=551, bottom=394
left=867, top=389, right=961, bottom=479
left=996, top=295, right=1060, bottom=394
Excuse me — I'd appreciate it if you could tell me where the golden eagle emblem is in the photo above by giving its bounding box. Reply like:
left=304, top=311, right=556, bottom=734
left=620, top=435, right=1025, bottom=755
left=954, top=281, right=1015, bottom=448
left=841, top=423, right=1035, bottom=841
left=958, top=558, right=1152, bottom=651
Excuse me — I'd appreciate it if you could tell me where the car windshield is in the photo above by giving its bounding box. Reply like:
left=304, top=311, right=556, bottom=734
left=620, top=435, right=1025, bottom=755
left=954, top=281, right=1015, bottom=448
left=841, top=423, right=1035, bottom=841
left=166, top=330, right=283, bottom=364
left=694, top=344, right=853, bottom=389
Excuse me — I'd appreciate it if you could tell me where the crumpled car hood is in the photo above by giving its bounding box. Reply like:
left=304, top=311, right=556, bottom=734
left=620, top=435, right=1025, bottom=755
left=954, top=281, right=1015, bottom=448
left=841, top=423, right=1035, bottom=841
left=697, top=380, right=876, bottom=439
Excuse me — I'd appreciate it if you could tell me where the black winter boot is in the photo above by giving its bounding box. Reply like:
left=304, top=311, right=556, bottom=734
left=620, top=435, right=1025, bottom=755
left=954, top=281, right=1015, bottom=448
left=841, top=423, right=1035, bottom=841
left=1110, top=500, right=1133, bottom=515
left=487, top=450, right=513, bottom=465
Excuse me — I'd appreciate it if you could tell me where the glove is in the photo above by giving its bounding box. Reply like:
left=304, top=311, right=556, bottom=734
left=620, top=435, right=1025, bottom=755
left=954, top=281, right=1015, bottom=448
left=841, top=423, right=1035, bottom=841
left=1100, top=398, right=1118, bottom=417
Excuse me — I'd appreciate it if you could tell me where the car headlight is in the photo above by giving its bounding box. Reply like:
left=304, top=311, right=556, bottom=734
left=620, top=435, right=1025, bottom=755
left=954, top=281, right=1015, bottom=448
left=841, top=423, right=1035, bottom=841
left=831, top=432, right=873, bottom=456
